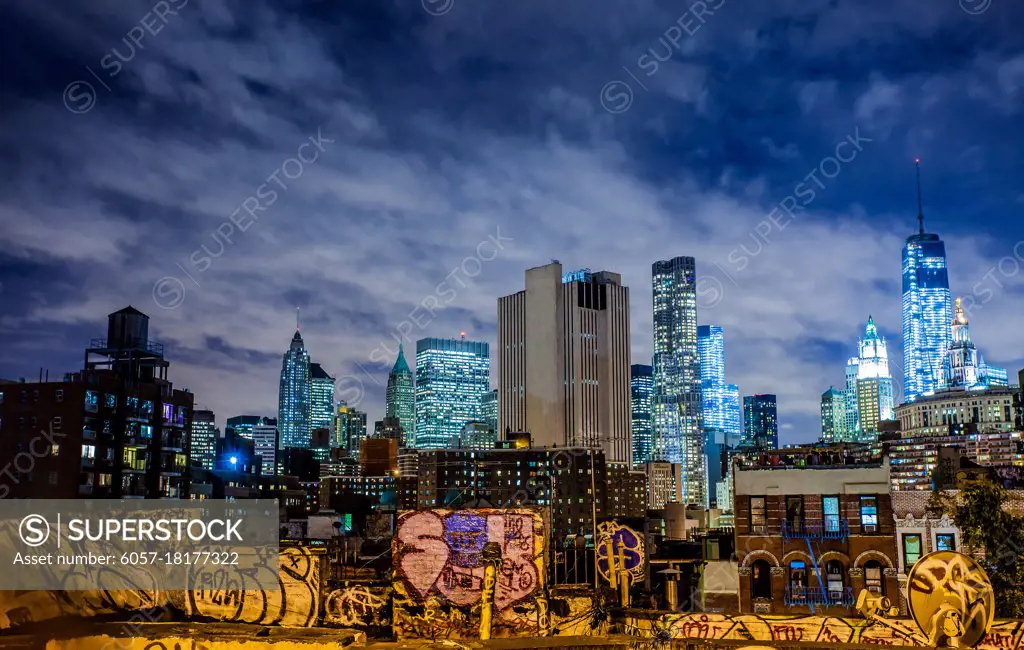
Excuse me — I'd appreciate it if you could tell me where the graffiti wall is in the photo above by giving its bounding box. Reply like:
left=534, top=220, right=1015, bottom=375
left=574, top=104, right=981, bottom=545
left=391, top=508, right=545, bottom=639
left=0, top=547, right=324, bottom=630
left=596, top=521, right=644, bottom=586
left=624, top=613, right=1024, bottom=649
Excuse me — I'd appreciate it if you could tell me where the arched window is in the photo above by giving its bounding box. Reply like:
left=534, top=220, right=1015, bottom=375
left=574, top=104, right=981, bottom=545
left=864, top=560, right=884, bottom=595
left=826, top=560, right=845, bottom=600
left=751, top=559, right=772, bottom=599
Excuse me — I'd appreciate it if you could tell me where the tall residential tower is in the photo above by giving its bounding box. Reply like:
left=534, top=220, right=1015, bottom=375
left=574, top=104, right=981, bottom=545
left=631, top=364, right=654, bottom=466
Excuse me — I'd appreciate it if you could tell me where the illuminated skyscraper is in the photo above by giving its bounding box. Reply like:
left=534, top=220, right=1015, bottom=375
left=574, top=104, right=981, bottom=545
left=415, top=337, right=490, bottom=449
left=942, top=297, right=1009, bottom=391
left=902, top=160, right=953, bottom=402
left=480, top=389, right=498, bottom=435
left=652, top=256, right=704, bottom=505
left=309, top=362, right=335, bottom=438
left=820, top=387, right=846, bottom=444
left=190, top=409, right=217, bottom=470
left=385, top=343, right=415, bottom=446
left=498, top=262, right=632, bottom=462
left=278, top=329, right=310, bottom=449
left=335, top=400, right=367, bottom=458
left=742, top=394, right=777, bottom=450
left=845, top=357, right=860, bottom=436
left=697, top=325, right=742, bottom=442
left=631, top=364, right=654, bottom=466
left=854, top=316, right=895, bottom=441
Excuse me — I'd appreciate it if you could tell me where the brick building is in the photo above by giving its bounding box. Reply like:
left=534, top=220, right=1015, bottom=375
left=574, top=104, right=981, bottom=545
left=734, top=453, right=899, bottom=615
left=0, top=307, right=193, bottom=499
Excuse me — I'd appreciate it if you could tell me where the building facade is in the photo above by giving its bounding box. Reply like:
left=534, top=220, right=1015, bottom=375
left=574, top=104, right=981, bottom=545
left=901, top=212, right=953, bottom=403
left=251, top=419, right=278, bottom=476
left=631, top=364, right=654, bottom=467
left=0, top=307, right=193, bottom=499
left=697, top=325, right=742, bottom=441
left=743, top=394, right=778, bottom=450
left=498, top=262, right=632, bottom=462
left=309, top=362, right=336, bottom=438
left=190, top=409, right=217, bottom=471
left=652, top=256, right=704, bottom=504
left=480, top=389, right=498, bottom=436
left=385, top=343, right=415, bottom=447
left=734, top=455, right=899, bottom=616
left=225, top=414, right=265, bottom=440
left=645, top=461, right=683, bottom=509
left=459, top=421, right=496, bottom=450
left=942, top=297, right=1008, bottom=391
left=278, top=330, right=311, bottom=449
left=853, top=317, right=895, bottom=442
left=820, top=387, right=847, bottom=444
left=415, top=337, right=490, bottom=450
left=335, top=400, right=367, bottom=458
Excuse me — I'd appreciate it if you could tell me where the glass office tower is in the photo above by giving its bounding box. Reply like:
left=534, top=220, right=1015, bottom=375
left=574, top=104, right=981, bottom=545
left=278, top=329, right=311, bottom=449
left=652, top=256, right=704, bottom=505
left=309, top=362, right=336, bottom=437
left=415, top=337, right=490, bottom=450
left=742, top=394, right=778, bottom=450
left=385, top=343, right=416, bottom=447
left=631, top=364, right=654, bottom=466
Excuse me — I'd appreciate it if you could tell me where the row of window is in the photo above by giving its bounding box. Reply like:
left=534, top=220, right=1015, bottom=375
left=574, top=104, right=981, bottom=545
left=749, top=495, right=879, bottom=532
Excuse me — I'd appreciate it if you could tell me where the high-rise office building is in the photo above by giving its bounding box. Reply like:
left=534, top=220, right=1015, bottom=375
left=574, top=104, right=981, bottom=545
left=225, top=415, right=264, bottom=440
left=278, top=329, right=311, bottom=449
left=854, top=316, right=895, bottom=442
left=251, top=418, right=278, bottom=476
left=498, top=262, right=631, bottom=462
left=742, top=394, right=778, bottom=450
left=902, top=161, right=953, bottom=402
left=385, top=343, right=416, bottom=447
left=190, top=409, right=218, bottom=470
left=697, top=325, right=742, bottom=442
left=415, top=337, right=490, bottom=450
left=309, top=362, right=335, bottom=437
left=820, top=387, right=846, bottom=444
left=631, top=364, right=654, bottom=466
left=480, top=389, right=499, bottom=436
left=652, top=256, right=703, bottom=504
left=844, top=358, right=860, bottom=438
left=335, top=400, right=367, bottom=458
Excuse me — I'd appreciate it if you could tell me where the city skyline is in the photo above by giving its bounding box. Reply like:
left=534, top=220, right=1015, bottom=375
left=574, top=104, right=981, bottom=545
left=1, top=2, right=1022, bottom=446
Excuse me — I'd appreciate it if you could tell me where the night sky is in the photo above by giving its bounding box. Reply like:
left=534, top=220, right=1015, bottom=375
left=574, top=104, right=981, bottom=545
left=1, top=0, right=1022, bottom=444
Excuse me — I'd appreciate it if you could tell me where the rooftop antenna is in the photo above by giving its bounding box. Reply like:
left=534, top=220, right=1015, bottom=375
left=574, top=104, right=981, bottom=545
left=915, top=158, right=924, bottom=235
left=296, top=306, right=301, bottom=331
left=460, top=331, right=467, bottom=340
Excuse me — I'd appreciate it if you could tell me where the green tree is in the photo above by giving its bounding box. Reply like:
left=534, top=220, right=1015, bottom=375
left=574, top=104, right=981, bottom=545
left=930, top=481, right=1024, bottom=617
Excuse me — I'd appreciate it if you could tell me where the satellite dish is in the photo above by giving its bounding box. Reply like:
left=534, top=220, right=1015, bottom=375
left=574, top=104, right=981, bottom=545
left=906, top=551, right=995, bottom=648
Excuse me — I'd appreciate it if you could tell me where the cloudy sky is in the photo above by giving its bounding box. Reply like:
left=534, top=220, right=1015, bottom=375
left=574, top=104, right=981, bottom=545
left=1, top=0, right=1022, bottom=444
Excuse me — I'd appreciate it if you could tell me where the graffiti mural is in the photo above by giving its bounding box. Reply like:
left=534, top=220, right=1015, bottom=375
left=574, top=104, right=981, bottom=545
left=324, top=585, right=391, bottom=629
left=596, top=521, right=644, bottom=585
left=624, top=613, right=1024, bottom=650
left=391, top=508, right=545, bottom=639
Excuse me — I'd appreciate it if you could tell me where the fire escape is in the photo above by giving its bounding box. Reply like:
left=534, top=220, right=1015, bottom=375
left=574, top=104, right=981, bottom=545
left=781, top=515, right=854, bottom=611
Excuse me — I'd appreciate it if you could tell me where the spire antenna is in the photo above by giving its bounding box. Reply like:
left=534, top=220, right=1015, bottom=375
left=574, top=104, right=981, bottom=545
left=296, top=306, right=301, bottom=331
left=915, top=158, right=924, bottom=235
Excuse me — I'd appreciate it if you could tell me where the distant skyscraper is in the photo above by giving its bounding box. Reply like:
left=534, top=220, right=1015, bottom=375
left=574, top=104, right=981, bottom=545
left=225, top=415, right=264, bottom=440
left=498, top=262, right=632, bottom=462
left=415, top=337, right=490, bottom=450
left=278, top=328, right=311, bottom=449
left=820, top=387, right=846, bottom=444
left=251, top=419, right=277, bottom=476
left=385, top=343, right=416, bottom=446
left=845, top=357, right=860, bottom=437
left=631, top=364, right=654, bottom=466
left=854, top=316, right=895, bottom=441
left=697, top=325, right=742, bottom=442
left=190, top=409, right=217, bottom=470
left=742, top=394, right=777, bottom=450
left=902, top=160, right=953, bottom=402
left=309, top=362, right=336, bottom=437
left=942, top=297, right=1009, bottom=391
left=335, top=400, right=367, bottom=458
left=652, top=256, right=704, bottom=504
left=480, top=389, right=498, bottom=435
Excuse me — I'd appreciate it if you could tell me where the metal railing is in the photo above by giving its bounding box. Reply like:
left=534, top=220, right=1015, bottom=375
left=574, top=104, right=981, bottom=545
left=784, top=586, right=855, bottom=607
left=781, top=519, right=849, bottom=542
